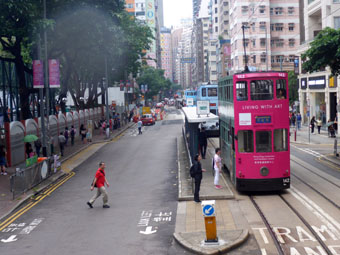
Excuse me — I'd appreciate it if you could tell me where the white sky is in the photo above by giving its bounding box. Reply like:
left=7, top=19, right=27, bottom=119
left=163, top=0, right=193, bottom=28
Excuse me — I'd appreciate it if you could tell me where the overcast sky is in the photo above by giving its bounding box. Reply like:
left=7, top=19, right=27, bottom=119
left=163, top=0, right=193, bottom=28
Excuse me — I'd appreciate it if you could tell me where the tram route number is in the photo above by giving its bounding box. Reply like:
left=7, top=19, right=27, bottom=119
left=253, top=226, right=340, bottom=255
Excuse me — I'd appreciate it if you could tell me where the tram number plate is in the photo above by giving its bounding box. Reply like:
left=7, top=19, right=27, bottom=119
left=283, top=178, right=290, bottom=185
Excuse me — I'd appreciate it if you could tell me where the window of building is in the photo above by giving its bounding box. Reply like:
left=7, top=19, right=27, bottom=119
left=288, top=23, right=295, bottom=31
left=260, top=38, right=266, bottom=47
left=333, top=0, right=340, bottom=2
left=251, top=23, right=256, bottom=31
left=260, top=22, right=266, bottom=30
left=288, top=7, right=294, bottom=15
left=215, top=17, right=218, bottom=23
left=275, top=23, right=284, bottom=31
left=252, top=55, right=256, bottom=63
left=223, top=1, right=228, bottom=6
left=271, top=56, right=275, bottom=63
left=289, top=55, right=295, bottom=62
left=238, top=130, right=254, bottom=153
left=270, top=24, right=274, bottom=31
left=215, top=26, right=218, bottom=32
left=256, top=131, right=272, bottom=152
left=259, top=5, right=266, bottom=14
left=274, top=129, right=288, bottom=151
left=275, top=7, right=283, bottom=15
left=277, top=39, right=284, bottom=47
left=276, top=79, right=287, bottom=99
left=276, top=55, right=283, bottom=63
left=211, top=51, right=216, bottom=56
left=236, top=81, right=248, bottom=101
left=250, top=80, right=274, bottom=100
left=204, top=23, right=208, bottom=27
left=335, top=17, right=340, bottom=29
left=215, top=7, right=218, bottom=14
left=252, top=39, right=256, bottom=47
left=261, top=55, right=266, bottom=63
left=224, top=20, right=229, bottom=25
left=270, top=8, right=273, bottom=15
left=242, top=6, right=248, bottom=15
left=215, top=0, right=217, bottom=4
left=244, top=38, right=249, bottom=47
left=289, top=39, right=295, bottom=47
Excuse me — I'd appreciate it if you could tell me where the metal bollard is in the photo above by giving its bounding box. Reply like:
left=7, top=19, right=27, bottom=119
left=294, top=130, right=297, bottom=141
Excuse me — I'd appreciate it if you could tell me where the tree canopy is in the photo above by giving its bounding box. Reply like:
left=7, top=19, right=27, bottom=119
left=302, top=27, right=340, bottom=76
left=0, top=0, right=154, bottom=118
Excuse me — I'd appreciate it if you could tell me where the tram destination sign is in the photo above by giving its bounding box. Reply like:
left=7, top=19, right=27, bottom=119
left=197, top=101, right=210, bottom=116
left=255, top=115, right=271, bottom=124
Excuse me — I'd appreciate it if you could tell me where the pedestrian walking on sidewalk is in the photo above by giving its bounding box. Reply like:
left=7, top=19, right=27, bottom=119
left=70, top=126, right=75, bottom=146
left=0, top=145, right=7, bottom=175
left=80, top=124, right=86, bottom=144
left=198, top=127, right=208, bottom=159
left=34, top=138, right=42, bottom=157
left=58, top=132, right=66, bottom=156
left=310, top=116, right=316, bottom=134
left=213, top=148, right=222, bottom=189
left=296, top=113, right=302, bottom=130
left=192, top=154, right=206, bottom=203
left=137, top=119, right=143, bottom=135
left=87, top=162, right=110, bottom=208
left=64, top=127, right=69, bottom=146
left=317, top=118, right=322, bottom=134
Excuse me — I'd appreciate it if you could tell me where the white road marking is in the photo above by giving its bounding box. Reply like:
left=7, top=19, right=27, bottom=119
left=139, top=226, right=157, bottom=235
left=1, top=235, right=17, bottom=243
left=289, top=186, right=340, bottom=239
left=291, top=145, right=324, bottom=158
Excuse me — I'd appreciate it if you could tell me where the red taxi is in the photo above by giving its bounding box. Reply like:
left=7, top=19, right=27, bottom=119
left=141, top=114, right=155, bottom=126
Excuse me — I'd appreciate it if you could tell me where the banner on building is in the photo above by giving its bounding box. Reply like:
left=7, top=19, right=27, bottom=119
left=33, top=60, right=44, bottom=89
left=49, top=59, right=60, bottom=88
left=308, top=76, right=326, bottom=89
left=145, top=0, right=156, bottom=54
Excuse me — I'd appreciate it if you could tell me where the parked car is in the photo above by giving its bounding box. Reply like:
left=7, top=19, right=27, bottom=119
left=141, top=114, right=155, bottom=126
left=156, top=102, right=164, bottom=108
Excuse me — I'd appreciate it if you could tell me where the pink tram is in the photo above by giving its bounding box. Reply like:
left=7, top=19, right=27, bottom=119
left=218, top=72, right=290, bottom=191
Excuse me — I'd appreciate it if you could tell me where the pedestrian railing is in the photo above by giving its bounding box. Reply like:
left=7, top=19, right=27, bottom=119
left=10, top=156, right=61, bottom=199
left=182, top=126, right=194, bottom=193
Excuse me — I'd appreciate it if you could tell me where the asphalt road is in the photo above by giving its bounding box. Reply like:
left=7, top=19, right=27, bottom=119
left=0, top=109, right=191, bottom=255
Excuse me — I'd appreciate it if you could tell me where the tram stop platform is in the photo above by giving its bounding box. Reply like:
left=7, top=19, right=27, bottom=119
left=175, top=121, right=249, bottom=254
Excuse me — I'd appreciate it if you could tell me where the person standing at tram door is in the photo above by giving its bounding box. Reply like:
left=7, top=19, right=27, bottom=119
left=198, top=127, right=208, bottom=159
left=214, top=148, right=222, bottom=189
left=192, top=154, right=206, bottom=203
left=310, top=116, right=316, bottom=134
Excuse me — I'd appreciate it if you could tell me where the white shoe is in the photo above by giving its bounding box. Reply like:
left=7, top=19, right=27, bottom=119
left=3, top=172, right=7, bottom=175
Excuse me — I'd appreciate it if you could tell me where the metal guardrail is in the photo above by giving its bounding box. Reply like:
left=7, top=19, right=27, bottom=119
left=10, top=156, right=61, bottom=199
left=182, top=125, right=194, bottom=193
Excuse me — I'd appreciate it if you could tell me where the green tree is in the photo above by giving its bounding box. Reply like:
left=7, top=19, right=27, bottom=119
left=288, top=71, right=298, bottom=105
left=302, top=27, right=340, bottom=76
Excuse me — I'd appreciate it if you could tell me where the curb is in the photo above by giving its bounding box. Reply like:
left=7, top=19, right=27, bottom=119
left=0, top=123, right=134, bottom=222
left=173, top=229, right=249, bottom=255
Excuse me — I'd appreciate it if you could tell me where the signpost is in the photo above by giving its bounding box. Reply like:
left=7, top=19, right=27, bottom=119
left=197, top=101, right=210, bottom=117
left=201, top=200, right=218, bottom=244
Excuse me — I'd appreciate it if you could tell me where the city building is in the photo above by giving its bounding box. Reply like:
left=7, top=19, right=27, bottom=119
left=171, top=28, right=183, bottom=84
left=160, top=27, right=173, bottom=80
left=297, top=0, right=340, bottom=125
left=229, top=0, right=300, bottom=73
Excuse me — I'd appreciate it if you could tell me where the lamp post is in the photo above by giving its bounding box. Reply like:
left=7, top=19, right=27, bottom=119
left=104, top=56, right=110, bottom=139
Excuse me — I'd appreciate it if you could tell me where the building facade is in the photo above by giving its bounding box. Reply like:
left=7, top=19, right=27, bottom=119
left=229, top=0, right=300, bottom=73
left=297, top=0, right=340, bottom=125
left=160, top=27, right=173, bottom=80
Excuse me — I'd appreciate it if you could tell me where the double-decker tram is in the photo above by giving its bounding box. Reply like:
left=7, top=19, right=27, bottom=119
left=218, top=72, right=290, bottom=191
left=197, top=83, right=218, bottom=115
left=184, top=90, right=197, bottom=107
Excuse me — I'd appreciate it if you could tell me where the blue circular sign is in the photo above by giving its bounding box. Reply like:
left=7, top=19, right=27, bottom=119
left=203, top=205, right=215, bottom=216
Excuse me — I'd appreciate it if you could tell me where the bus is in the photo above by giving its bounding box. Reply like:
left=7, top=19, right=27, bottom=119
left=197, top=83, right=218, bottom=115
left=218, top=72, right=290, bottom=191
left=184, top=90, right=197, bottom=107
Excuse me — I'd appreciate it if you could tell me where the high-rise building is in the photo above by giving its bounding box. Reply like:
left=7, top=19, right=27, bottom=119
left=229, top=0, right=300, bottom=73
left=297, top=0, right=340, bottom=125
left=171, top=28, right=183, bottom=84
left=160, top=27, right=172, bottom=80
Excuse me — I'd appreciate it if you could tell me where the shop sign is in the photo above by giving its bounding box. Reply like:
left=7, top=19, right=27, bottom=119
left=300, top=78, right=307, bottom=90
left=294, top=57, right=299, bottom=75
left=329, top=76, right=337, bottom=88
left=308, top=76, right=325, bottom=89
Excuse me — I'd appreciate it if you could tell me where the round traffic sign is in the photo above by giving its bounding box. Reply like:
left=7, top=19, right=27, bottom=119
left=202, top=204, right=215, bottom=216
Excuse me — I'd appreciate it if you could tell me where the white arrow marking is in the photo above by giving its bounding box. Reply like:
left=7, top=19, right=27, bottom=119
left=204, top=207, right=213, bottom=215
left=1, top=235, right=18, bottom=243
left=139, top=226, right=157, bottom=235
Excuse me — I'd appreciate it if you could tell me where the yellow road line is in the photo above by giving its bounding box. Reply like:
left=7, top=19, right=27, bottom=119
left=317, top=155, right=340, bottom=171
left=0, top=172, right=75, bottom=231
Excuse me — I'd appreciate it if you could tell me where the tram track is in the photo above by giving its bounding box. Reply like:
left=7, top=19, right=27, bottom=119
left=290, top=158, right=340, bottom=210
left=250, top=194, right=334, bottom=255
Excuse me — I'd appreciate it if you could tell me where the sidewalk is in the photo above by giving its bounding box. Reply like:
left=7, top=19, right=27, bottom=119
left=175, top=135, right=249, bottom=255
left=0, top=121, right=136, bottom=221
left=290, top=124, right=340, bottom=166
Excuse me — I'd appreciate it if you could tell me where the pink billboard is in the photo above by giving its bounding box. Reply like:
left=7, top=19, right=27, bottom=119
left=49, top=59, right=60, bottom=88
left=33, top=60, right=44, bottom=88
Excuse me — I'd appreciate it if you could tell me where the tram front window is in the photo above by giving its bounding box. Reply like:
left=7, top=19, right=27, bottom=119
left=236, top=81, right=248, bottom=101
left=256, top=131, right=272, bottom=152
left=274, top=129, right=288, bottom=151
left=208, top=88, right=217, bottom=97
left=238, top=130, right=254, bottom=153
left=250, top=80, right=273, bottom=100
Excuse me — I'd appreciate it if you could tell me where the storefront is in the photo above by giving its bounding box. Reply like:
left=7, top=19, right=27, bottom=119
left=298, top=73, right=339, bottom=125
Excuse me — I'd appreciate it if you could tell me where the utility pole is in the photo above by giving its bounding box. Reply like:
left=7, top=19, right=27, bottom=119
left=242, top=25, right=249, bottom=72
left=43, top=0, right=50, bottom=156
left=105, top=56, right=110, bottom=139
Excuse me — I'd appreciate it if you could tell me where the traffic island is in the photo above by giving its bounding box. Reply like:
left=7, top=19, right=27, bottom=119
left=173, top=229, right=249, bottom=255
